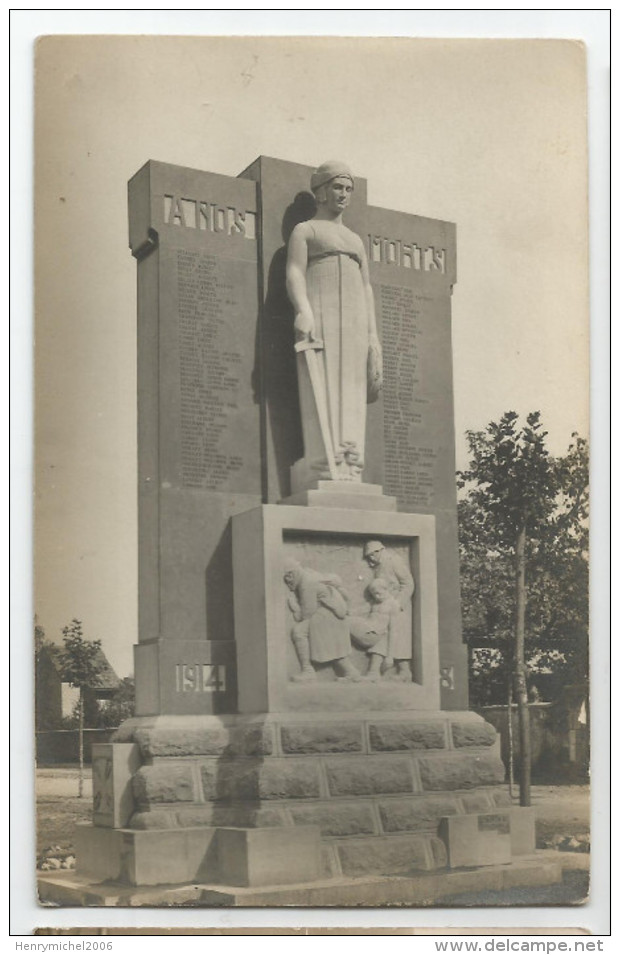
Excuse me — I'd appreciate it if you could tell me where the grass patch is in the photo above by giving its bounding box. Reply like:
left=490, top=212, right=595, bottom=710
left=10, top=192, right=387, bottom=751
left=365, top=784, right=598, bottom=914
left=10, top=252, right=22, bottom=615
left=37, top=796, right=92, bottom=857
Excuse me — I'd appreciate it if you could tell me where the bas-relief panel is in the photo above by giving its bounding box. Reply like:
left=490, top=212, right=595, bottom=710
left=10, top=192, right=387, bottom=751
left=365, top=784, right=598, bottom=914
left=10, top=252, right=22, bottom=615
left=282, top=534, right=415, bottom=684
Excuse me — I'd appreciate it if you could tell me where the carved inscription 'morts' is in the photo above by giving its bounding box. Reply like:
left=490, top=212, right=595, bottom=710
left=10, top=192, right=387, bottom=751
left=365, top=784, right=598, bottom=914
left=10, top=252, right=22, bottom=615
left=380, top=284, right=438, bottom=510
left=177, top=249, right=245, bottom=489
left=369, top=235, right=446, bottom=273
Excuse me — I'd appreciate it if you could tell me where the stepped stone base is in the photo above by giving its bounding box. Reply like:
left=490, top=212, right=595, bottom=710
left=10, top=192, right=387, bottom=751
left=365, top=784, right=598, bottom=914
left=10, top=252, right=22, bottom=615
left=75, top=823, right=321, bottom=887
left=74, top=709, right=534, bottom=893
left=282, top=481, right=397, bottom=511
left=37, top=856, right=563, bottom=908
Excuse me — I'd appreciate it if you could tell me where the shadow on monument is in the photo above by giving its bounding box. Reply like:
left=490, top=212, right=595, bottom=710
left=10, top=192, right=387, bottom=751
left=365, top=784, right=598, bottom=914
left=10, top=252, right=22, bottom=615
left=210, top=723, right=278, bottom=853
left=205, top=522, right=238, bottom=713
left=255, top=191, right=317, bottom=500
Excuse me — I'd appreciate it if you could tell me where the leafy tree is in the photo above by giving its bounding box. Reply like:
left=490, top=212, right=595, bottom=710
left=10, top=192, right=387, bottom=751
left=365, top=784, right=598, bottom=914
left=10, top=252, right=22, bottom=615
left=34, top=621, right=62, bottom=730
left=58, top=619, right=103, bottom=797
left=34, top=622, right=49, bottom=658
left=458, top=413, right=589, bottom=804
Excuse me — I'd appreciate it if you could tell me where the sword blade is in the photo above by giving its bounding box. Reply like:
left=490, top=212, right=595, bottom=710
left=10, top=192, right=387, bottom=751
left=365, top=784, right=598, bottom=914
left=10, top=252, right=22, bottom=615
left=300, top=346, right=337, bottom=479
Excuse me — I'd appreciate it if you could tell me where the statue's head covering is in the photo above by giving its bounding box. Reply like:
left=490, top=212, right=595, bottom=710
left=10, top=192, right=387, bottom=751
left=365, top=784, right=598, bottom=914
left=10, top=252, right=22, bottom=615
left=363, top=540, right=385, bottom=559
left=310, top=160, right=354, bottom=194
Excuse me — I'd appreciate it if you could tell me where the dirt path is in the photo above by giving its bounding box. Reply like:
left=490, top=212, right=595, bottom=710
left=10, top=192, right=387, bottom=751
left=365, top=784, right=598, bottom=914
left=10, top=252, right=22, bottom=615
left=36, top=767, right=93, bottom=798
left=529, top=785, right=589, bottom=826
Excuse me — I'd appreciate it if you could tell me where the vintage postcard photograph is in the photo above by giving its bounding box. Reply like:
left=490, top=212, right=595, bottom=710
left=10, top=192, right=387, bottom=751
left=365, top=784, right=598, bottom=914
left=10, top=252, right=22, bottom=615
left=19, top=20, right=605, bottom=936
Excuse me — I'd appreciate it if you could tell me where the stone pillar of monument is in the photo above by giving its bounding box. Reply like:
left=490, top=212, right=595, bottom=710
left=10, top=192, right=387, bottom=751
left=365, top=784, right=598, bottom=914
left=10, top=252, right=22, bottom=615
left=37, top=157, right=559, bottom=905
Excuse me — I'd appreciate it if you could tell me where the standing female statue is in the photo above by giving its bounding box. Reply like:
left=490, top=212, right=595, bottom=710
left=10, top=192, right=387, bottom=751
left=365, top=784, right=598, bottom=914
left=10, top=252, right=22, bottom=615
left=286, top=161, right=382, bottom=485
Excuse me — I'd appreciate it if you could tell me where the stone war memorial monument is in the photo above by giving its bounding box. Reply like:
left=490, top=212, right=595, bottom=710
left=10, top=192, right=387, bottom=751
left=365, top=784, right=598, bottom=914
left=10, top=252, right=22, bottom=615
left=39, top=156, right=562, bottom=906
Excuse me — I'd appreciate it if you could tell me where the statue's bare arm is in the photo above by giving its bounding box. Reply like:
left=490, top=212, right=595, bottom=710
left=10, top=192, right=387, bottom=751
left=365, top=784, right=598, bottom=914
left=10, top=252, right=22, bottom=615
left=286, top=223, right=315, bottom=339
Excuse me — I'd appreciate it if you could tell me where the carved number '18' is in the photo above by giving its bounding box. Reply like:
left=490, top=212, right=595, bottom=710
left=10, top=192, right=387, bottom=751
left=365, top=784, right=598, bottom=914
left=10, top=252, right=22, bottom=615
left=175, top=664, right=226, bottom=693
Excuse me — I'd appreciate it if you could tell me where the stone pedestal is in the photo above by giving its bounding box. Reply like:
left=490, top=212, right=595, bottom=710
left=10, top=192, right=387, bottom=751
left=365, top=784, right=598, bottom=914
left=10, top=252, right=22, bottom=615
left=231, top=504, right=440, bottom=714
left=283, top=480, right=398, bottom=512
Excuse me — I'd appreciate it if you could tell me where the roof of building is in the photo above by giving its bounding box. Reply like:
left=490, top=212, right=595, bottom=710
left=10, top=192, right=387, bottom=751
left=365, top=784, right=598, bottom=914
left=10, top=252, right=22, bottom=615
left=43, top=644, right=120, bottom=692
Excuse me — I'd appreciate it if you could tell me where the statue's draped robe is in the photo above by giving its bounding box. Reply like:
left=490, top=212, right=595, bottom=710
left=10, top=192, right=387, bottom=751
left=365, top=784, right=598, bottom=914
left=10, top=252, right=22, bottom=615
left=297, top=221, right=368, bottom=469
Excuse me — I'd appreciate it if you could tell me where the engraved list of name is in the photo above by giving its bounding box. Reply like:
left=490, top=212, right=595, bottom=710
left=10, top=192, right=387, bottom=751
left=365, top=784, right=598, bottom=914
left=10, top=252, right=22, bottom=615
left=380, top=284, right=437, bottom=509
left=177, top=249, right=245, bottom=489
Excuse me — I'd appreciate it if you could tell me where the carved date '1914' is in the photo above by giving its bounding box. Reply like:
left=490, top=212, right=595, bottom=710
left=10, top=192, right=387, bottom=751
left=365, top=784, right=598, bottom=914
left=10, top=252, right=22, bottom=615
left=175, top=663, right=227, bottom=693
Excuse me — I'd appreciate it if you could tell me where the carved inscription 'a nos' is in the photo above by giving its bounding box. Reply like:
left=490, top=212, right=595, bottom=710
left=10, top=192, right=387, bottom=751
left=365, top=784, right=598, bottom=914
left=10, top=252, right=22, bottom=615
left=177, top=249, right=245, bottom=489
left=164, top=194, right=257, bottom=239
left=380, top=284, right=438, bottom=509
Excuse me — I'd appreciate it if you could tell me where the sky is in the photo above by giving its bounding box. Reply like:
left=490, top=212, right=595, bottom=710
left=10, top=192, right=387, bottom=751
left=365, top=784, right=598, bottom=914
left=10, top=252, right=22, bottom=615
left=30, top=30, right=595, bottom=681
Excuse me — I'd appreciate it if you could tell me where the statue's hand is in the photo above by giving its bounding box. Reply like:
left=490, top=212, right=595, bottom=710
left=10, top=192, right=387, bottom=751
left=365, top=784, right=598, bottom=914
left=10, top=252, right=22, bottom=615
left=294, top=307, right=316, bottom=340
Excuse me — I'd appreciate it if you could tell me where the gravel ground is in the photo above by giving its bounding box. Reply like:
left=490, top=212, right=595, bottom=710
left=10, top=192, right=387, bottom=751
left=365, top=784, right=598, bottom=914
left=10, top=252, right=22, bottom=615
left=438, top=869, right=590, bottom=907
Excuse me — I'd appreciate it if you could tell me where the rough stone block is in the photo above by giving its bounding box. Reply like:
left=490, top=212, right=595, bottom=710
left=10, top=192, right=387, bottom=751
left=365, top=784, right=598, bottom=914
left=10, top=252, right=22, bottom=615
left=92, top=742, right=141, bottom=828
left=176, top=805, right=286, bottom=830
left=76, top=824, right=218, bottom=886
left=509, top=807, right=536, bottom=856
left=74, top=825, right=128, bottom=882
left=491, top=789, right=512, bottom=808
left=325, top=757, right=414, bottom=797
left=135, top=723, right=274, bottom=758
left=288, top=803, right=376, bottom=837
left=132, top=764, right=196, bottom=806
left=280, top=723, right=363, bottom=754
left=430, top=835, right=448, bottom=868
left=378, top=796, right=459, bottom=832
left=438, top=813, right=512, bottom=868
left=418, top=753, right=505, bottom=791
left=216, top=826, right=321, bottom=887
left=460, top=792, right=494, bottom=812
left=451, top=721, right=497, bottom=748
left=130, top=810, right=178, bottom=830
left=337, top=834, right=432, bottom=876
left=369, top=721, right=446, bottom=752
left=200, top=758, right=321, bottom=801
left=320, top=843, right=341, bottom=879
